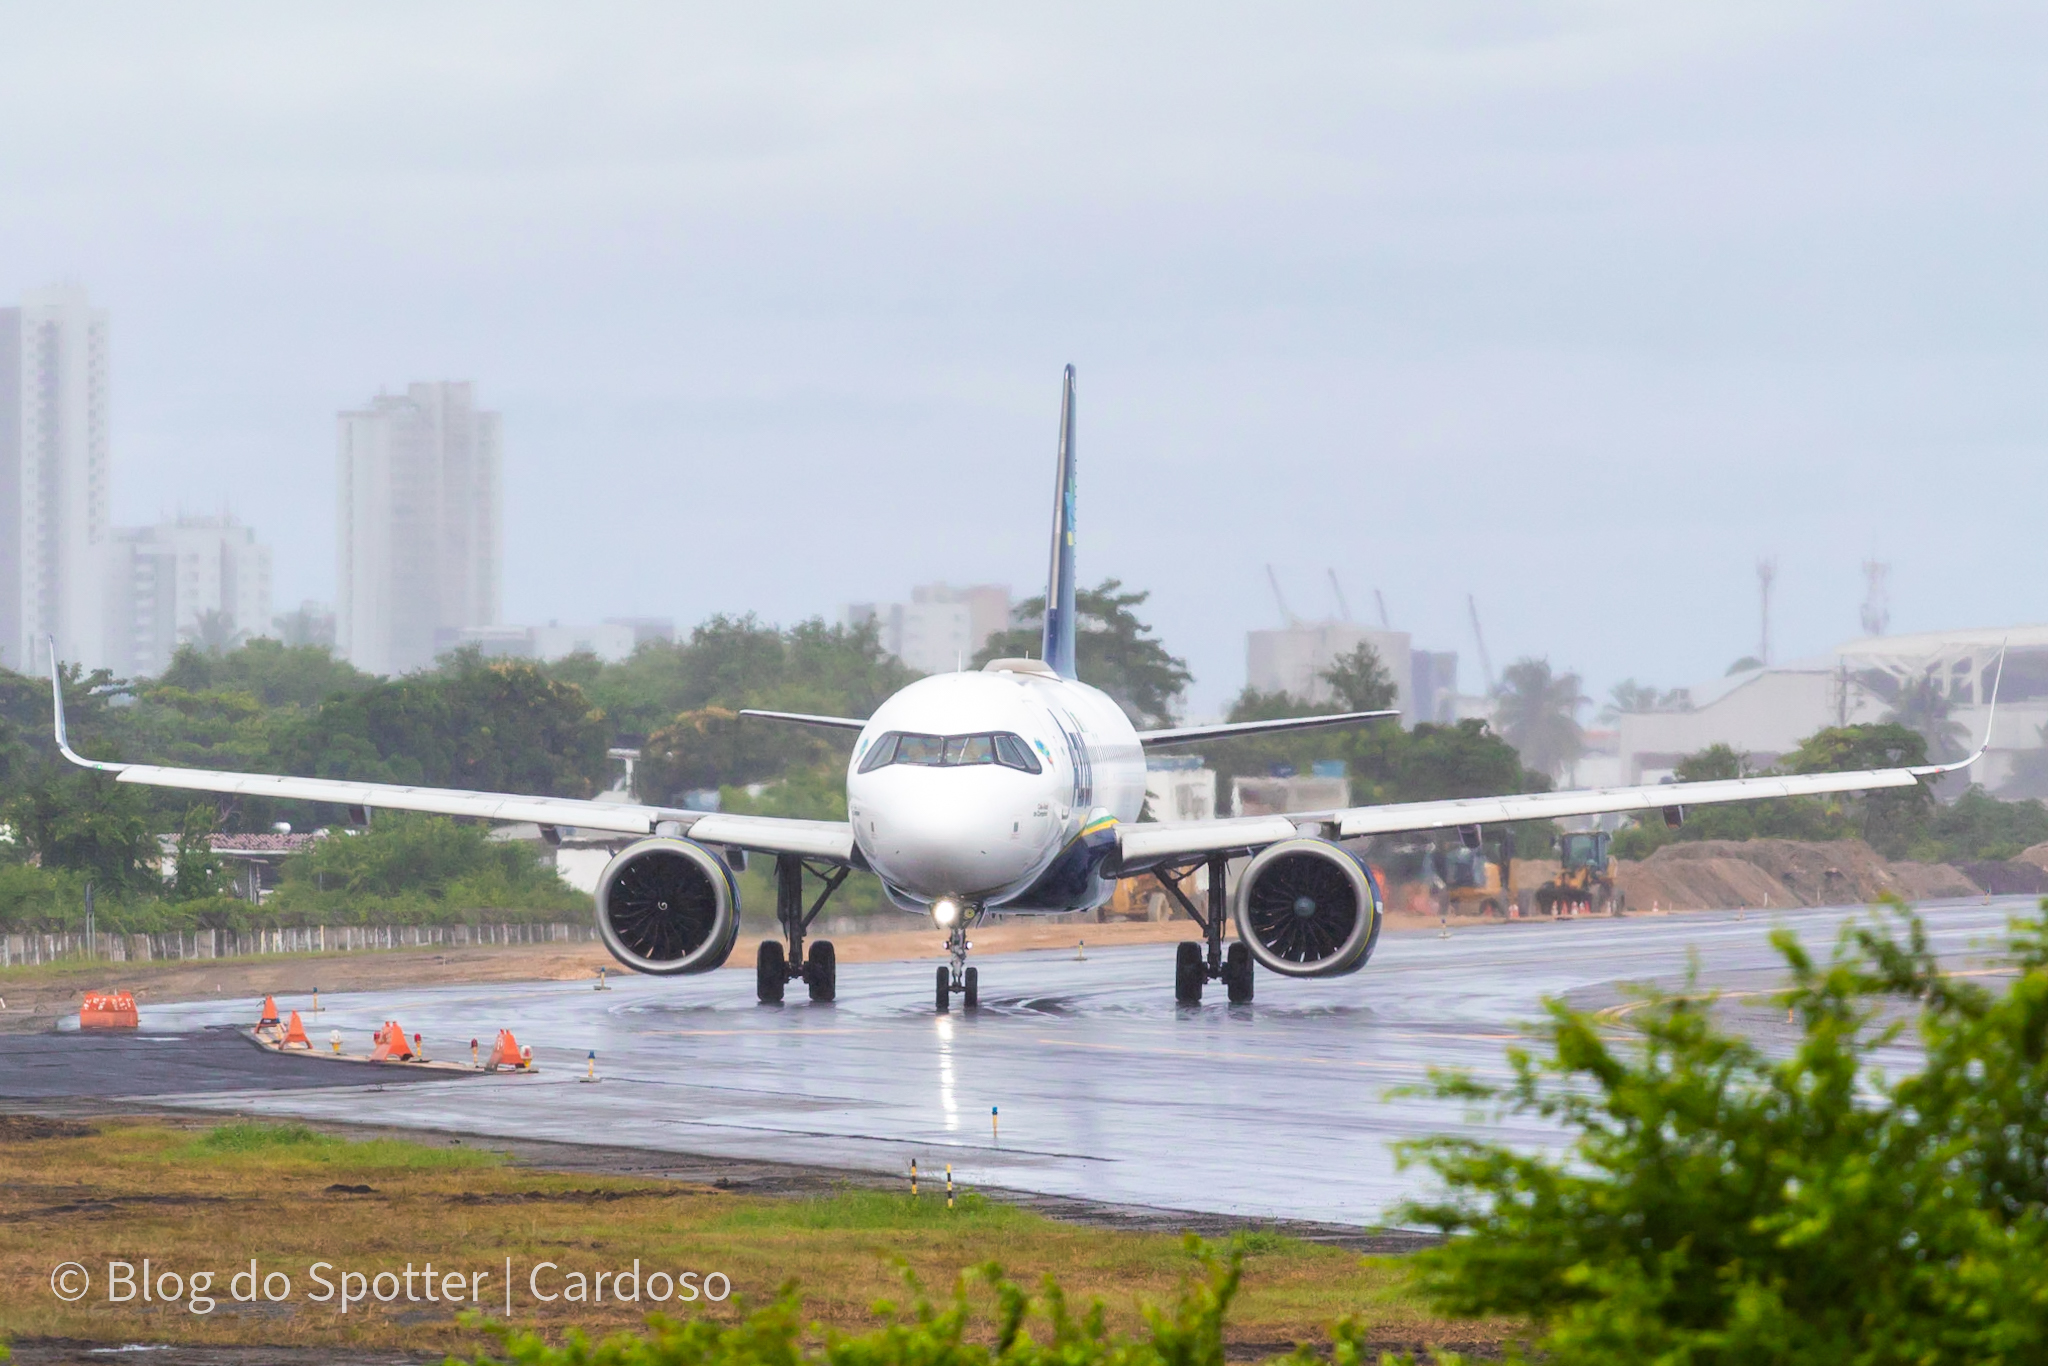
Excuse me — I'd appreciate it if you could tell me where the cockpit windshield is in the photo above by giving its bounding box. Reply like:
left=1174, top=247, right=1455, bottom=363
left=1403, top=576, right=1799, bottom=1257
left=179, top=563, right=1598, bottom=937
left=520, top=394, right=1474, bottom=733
left=859, top=731, right=1042, bottom=774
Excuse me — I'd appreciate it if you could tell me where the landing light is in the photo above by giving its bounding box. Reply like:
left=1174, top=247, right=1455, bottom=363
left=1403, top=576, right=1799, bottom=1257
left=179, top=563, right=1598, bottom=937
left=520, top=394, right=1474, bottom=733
left=932, top=897, right=963, bottom=928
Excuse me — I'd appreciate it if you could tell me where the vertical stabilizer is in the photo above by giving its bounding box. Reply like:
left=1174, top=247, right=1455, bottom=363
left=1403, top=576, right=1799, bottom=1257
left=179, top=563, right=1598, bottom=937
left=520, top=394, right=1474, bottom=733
left=1041, top=366, right=1079, bottom=678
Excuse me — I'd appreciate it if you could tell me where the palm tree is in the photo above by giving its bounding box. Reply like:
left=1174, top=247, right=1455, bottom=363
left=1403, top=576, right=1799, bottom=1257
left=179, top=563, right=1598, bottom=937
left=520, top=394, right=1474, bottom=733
left=1494, top=657, right=1588, bottom=779
left=181, top=609, right=245, bottom=657
left=1885, top=676, right=1970, bottom=764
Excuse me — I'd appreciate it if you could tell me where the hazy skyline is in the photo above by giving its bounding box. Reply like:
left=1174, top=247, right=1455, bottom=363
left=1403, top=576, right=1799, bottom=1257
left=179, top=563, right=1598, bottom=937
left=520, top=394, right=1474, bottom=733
left=5, top=4, right=2044, bottom=715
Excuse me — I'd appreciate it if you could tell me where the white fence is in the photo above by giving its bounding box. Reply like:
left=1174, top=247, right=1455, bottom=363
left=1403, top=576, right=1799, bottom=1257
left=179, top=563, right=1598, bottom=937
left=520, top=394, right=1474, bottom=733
left=0, top=921, right=598, bottom=968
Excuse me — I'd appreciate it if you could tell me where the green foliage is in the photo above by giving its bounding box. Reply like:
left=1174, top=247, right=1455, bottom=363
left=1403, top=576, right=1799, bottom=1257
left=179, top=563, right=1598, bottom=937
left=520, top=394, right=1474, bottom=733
left=158, top=638, right=372, bottom=708
left=1319, top=642, right=1398, bottom=713
left=1491, top=658, right=1587, bottom=779
left=277, top=648, right=609, bottom=797
left=1612, top=744, right=1850, bottom=860
left=0, top=763, right=161, bottom=897
left=168, top=804, right=231, bottom=901
left=1919, top=785, right=2048, bottom=862
left=976, top=579, right=1191, bottom=728
left=641, top=707, right=831, bottom=805
left=451, top=1238, right=1259, bottom=1366
left=1884, top=676, right=1971, bottom=764
left=269, top=814, right=589, bottom=922
left=1395, top=903, right=2048, bottom=1364
left=580, top=617, right=914, bottom=748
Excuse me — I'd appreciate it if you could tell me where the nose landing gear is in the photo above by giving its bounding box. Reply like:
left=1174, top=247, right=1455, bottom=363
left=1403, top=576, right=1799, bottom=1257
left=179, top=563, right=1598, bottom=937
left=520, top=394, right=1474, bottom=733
left=756, top=853, right=850, bottom=1004
left=934, top=916, right=982, bottom=1012
left=1154, top=853, right=1254, bottom=1005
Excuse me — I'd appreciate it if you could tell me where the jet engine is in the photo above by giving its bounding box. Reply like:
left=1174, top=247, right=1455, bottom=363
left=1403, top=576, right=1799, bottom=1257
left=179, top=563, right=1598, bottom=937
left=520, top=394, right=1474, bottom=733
left=1231, top=838, right=1382, bottom=978
left=594, top=838, right=741, bottom=975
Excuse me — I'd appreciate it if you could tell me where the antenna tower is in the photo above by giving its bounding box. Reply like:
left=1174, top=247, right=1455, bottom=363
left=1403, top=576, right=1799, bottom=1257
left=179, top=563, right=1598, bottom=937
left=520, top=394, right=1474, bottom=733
left=1860, top=560, right=1890, bottom=637
left=1756, top=557, right=1778, bottom=666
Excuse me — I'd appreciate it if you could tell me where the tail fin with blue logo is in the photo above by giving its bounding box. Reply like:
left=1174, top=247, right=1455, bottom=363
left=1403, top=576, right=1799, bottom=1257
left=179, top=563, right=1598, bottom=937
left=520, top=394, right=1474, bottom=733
left=1041, top=365, right=1079, bottom=678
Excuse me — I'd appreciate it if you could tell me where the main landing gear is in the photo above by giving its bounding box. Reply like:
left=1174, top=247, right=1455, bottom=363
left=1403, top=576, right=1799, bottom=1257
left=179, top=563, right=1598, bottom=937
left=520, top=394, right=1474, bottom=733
left=756, top=853, right=850, bottom=1004
left=934, top=913, right=981, bottom=1013
left=1154, top=853, right=1254, bottom=1005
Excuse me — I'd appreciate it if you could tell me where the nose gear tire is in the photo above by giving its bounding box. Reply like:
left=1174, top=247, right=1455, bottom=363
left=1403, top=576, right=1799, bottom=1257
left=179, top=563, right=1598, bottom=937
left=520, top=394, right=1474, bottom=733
left=964, top=965, right=979, bottom=1009
left=804, top=940, right=836, bottom=1002
left=1175, top=941, right=1204, bottom=1004
left=756, top=940, right=786, bottom=1004
left=935, top=964, right=951, bottom=1013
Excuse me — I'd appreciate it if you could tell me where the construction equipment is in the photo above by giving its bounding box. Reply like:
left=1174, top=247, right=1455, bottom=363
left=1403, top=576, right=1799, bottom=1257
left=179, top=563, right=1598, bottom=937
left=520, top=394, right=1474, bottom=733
left=1536, top=830, right=1625, bottom=916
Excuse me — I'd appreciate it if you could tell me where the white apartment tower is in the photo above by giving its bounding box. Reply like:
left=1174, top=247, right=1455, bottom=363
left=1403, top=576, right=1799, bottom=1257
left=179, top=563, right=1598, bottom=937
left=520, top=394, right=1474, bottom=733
left=105, top=514, right=274, bottom=677
left=336, top=381, right=502, bottom=675
left=0, top=285, right=111, bottom=672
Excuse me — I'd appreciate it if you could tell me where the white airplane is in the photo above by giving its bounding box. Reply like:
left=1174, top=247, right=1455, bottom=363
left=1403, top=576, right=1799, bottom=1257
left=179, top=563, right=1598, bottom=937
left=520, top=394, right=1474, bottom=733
left=49, top=367, right=1993, bottom=1011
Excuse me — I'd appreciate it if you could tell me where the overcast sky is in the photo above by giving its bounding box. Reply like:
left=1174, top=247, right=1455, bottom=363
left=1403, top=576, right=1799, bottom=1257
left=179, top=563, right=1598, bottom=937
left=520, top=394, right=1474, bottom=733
left=4, top=3, right=2044, bottom=716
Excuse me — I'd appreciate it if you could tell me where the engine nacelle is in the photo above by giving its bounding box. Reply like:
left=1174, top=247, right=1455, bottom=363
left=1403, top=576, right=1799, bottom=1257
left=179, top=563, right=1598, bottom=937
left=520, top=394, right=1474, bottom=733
left=594, top=837, right=741, bottom=976
left=1232, top=837, right=1382, bottom=978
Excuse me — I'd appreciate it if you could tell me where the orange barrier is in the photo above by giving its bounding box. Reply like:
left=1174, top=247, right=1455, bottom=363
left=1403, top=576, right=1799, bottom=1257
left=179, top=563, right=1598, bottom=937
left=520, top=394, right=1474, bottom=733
left=79, top=991, right=139, bottom=1029
left=368, top=1021, right=416, bottom=1061
left=484, top=1028, right=534, bottom=1072
left=280, top=1010, right=312, bottom=1050
left=256, top=995, right=280, bottom=1027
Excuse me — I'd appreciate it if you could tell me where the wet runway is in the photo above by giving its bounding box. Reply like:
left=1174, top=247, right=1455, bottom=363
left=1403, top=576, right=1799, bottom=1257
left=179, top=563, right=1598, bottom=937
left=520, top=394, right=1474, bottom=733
left=98, top=899, right=2029, bottom=1225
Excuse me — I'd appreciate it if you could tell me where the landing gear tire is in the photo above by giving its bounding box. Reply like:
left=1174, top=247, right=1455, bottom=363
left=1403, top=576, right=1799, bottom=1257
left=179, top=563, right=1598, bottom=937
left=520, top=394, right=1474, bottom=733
left=1175, top=941, right=1204, bottom=1004
left=964, top=966, right=979, bottom=1009
left=1225, top=941, right=1254, bottom=1004
left=757, top=940, right=786, bottom=1004
left=935, top=964, right=951, bottom=1014
left=804, top=940, right=836, bottom=1002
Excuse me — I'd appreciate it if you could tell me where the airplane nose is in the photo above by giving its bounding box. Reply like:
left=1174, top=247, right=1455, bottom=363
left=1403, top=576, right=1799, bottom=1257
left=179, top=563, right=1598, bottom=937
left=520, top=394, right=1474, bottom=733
left=862, top=788, right=1048, bottom=897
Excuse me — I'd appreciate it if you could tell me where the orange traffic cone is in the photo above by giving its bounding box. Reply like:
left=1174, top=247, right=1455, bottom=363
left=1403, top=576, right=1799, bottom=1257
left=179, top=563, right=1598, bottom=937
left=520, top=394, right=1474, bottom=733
left=280, top=1011, right=311, bottom=1049
left=368, top=1021, right=416, bottom=1061
left=484, top=1028, right=531, bottom=1072
left=257, top=995, right=280, bottom=1027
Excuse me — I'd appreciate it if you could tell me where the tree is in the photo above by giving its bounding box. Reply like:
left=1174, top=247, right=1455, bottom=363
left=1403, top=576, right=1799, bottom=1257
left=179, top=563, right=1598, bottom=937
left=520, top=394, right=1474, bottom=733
left=1786, top=722, right=1933, bottom=856
left=167, top=803, right=230, bottom=901
left=1396, top=905, right=2048, bottom=1363
left=974, top=579, right=1191, bottom=728
left=1600, top=679, right=1690, bottom=723
left=1884, top=676, right=1970, bottom=764
left=1318, top=641, right=1398, bottom=713
left=1492, top=658, right=1587, bottom=779
left=636, top=706, right=828, bottom=804
left=0, top=763, right=161, bottom=897
left=157, top=638, right=371, bottom=707
left=181, top=608, right=247, bottom=656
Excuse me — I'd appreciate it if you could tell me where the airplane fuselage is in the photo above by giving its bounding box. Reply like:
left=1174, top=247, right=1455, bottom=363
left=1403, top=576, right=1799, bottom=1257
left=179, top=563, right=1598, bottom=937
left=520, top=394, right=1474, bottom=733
left=846, top=661, right=1145, bottom=914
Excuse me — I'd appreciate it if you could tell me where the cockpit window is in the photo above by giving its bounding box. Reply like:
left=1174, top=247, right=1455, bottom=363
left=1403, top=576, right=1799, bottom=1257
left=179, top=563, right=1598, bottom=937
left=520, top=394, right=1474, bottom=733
left=859, top=731, right=1042, bottom=774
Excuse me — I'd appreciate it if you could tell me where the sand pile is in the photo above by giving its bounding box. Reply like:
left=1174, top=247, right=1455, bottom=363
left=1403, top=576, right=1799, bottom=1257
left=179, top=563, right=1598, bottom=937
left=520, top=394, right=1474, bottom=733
left=1617, top=839, right=1981, bottom=911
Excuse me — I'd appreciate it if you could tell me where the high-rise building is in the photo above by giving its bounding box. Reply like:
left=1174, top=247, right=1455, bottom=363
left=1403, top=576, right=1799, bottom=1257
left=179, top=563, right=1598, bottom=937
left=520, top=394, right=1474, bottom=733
left=104, top=514, right=273, bottom=677
left=843, top=583, right=1012, bottom=676
left=0, top=284, right=111, bottom=672
left=336, top=381, right=502, bottom=675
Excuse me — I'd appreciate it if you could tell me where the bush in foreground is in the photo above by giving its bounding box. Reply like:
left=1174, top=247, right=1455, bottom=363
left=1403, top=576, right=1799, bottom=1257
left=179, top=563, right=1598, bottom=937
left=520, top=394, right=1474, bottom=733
left=1395, top=901, right=2048, bottom=1364
left=454, top=1240, right=1404, bottom=1366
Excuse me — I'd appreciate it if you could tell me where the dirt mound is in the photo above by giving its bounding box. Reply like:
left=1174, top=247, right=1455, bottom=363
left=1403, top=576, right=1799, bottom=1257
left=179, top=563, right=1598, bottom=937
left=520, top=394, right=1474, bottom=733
left=2015, top=842, right=2048, bottom=873
left=1618, top=839, right=1983, bottom=911
left=1955, top=860, right=2048, bottom=896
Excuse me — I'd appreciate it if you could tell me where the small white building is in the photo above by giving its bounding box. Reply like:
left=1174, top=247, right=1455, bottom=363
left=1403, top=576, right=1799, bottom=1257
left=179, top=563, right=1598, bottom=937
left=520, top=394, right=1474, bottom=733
left=453, top=620, right=637, bottom=664
left=1144, top=755, right=1217, bottom=823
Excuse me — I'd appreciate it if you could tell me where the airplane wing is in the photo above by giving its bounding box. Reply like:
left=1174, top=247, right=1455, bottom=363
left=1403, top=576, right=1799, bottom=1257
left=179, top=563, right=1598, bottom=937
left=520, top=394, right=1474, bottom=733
left=46, top=649, right=855, bottom=862
left=737, top=708, right=868, bottom=732
left=1138, top=709, right=1399, bottom=746
left=1117, top=755, right=1974, bottom=869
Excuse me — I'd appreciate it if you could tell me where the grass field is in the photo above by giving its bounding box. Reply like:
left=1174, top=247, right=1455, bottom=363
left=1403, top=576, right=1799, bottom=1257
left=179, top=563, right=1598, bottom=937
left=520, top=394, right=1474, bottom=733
left=0, top=1116, right=1514, bottom=1360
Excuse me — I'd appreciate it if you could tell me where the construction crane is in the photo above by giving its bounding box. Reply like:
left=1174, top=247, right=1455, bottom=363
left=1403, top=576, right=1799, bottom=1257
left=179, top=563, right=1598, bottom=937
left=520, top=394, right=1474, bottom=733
left=1467, top=595, right=1496, bottom=696
left=1265, top=564, right=1300, bottom=627
left=1374, top=589, right=1391, bottom=630
left=1326, top=569, right=1353, bottom=623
